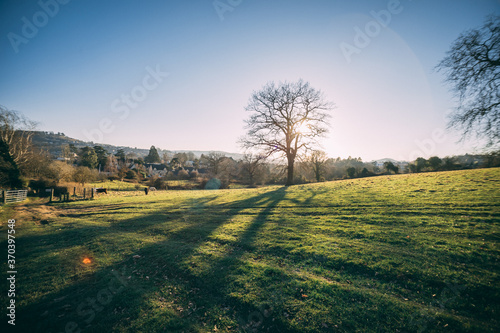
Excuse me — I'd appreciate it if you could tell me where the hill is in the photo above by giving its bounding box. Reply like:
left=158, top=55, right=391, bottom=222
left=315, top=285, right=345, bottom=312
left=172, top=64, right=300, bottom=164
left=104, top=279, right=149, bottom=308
left=30, top=131, right=244, bottom=160
left=2, top=168, right=499, bottom=332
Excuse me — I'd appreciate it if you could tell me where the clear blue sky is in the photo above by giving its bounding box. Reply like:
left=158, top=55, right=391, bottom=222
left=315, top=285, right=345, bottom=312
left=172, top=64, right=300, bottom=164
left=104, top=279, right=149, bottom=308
left=1, top=0, right=499, bottom=161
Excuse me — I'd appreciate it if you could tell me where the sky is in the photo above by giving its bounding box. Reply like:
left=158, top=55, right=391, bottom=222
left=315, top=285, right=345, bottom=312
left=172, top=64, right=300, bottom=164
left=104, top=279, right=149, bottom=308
left=1, top=0, right=499, bottom=161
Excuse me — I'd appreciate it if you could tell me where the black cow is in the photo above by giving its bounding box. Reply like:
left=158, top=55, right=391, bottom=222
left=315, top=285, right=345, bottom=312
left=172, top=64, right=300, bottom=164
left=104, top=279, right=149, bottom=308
left=95, top=188, right=108, bottom=194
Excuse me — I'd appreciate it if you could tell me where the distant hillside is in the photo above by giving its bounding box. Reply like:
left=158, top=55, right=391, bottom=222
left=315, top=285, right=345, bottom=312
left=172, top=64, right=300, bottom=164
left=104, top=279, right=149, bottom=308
left=370, top=158, right=408, bottom=166
left=30, top=131, right=243, bottom=160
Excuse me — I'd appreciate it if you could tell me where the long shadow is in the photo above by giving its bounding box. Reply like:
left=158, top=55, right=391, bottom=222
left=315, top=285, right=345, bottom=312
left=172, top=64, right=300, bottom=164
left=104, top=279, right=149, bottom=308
left=13, top=196, right=221, bottom=261
left=188, top=187, right=295, bottom=331
left=17, top=187, right=293, bottom=332
left=12, top=185, right=492, bottom=332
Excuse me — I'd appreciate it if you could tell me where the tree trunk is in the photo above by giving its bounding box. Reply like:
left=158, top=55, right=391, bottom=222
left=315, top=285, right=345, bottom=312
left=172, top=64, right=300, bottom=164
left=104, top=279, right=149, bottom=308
left=315, top=166, right=321, bottom=182
left=286, top=156, right=294, bottom=186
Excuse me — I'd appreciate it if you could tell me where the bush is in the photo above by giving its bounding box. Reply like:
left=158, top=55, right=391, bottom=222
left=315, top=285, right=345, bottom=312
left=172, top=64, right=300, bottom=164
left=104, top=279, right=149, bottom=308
left=147, top=176, right=167, bottom=190
left=203, top=178, right=222, bottom=190
left=177, top=169, right=190, bottom=180
left=73, top=166, right=97, bottom=186
left=97, top=173, right=108, bottom=181
left=125, top=170, right=137, bottom=180
left=346, top=167, right=356, bottom=178
left=293, top=174, right=308, bottom=184
left=166, top=172, right=177, bottom=180
left=360, top=168, right=373, bottom=177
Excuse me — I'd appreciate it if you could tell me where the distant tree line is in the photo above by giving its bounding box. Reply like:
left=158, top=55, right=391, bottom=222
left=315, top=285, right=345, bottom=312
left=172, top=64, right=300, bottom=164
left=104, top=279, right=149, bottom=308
left=2, top=104, right=500, bottom=192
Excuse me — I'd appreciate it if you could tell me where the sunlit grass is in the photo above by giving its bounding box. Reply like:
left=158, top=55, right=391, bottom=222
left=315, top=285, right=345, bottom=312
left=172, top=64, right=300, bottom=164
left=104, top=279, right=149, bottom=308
left=0, top=168, right=498, bottom=332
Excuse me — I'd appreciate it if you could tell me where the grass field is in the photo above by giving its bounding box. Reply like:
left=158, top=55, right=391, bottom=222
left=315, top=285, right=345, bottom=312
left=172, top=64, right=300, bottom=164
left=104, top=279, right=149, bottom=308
left=87, top=180, right=143, bottom=191
left=1, top=168, right=499, bottom=332
left=85, top=179, right=196, bottom=191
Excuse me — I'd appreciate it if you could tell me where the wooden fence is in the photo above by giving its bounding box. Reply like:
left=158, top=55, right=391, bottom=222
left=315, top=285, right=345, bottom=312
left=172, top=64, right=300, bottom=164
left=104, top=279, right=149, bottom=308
left=2, top=190, right=28, bottom=204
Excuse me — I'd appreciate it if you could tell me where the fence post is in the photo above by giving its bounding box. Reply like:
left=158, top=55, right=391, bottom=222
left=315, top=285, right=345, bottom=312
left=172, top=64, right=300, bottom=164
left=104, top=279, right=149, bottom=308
left=2, top=191, right=6, bottom=204
left=91, top=188, right=95, bottom=199
left=83, top=188, right=86, bottom=199
left=73, top=187, right=76, bottom=197
left=49, top=188, right=54, bottom=203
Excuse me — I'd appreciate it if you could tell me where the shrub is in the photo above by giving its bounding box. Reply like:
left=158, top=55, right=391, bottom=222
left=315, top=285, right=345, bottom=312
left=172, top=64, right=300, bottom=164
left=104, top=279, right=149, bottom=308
left=346, top=167, right=356, bottom=178
left=125, top=170, right=137, bottom=180
left=293, top=174, right=308, bottom=184
left=177, top=169, right=190, bottom=180
left=73, top=166, right=97, bottom=186
left=147, top=176, right=167, bottom=190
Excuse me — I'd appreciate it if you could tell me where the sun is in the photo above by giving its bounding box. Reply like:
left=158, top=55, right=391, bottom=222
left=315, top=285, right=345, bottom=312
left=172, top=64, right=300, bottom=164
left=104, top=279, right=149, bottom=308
left=295, top=121, right=309, bottom=135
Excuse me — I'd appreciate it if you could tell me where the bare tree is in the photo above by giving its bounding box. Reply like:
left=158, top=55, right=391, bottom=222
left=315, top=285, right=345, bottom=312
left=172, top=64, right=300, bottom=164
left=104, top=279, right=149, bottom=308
left=437, top=15, right=500, bottom=147
left=241, top=80, right=333, bottom=185
left=173, top=152, right=188, bottom=166
left=0, top=106, right=38, bottom=168
left=104, top=154, right=119, bottom=174
left=202, top=151, right=226, bottom=176
left=307, top=150, right=328, bottom=182
left=73, top=166, right=97, bottom=186
left=47, top=161, right=75, bottom=184
left=240, top=153, right=266, bottom=185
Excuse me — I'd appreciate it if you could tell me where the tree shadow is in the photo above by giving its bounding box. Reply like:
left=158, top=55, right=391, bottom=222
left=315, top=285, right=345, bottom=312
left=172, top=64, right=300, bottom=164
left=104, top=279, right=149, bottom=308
left=17, top=187, right=295, bottom=332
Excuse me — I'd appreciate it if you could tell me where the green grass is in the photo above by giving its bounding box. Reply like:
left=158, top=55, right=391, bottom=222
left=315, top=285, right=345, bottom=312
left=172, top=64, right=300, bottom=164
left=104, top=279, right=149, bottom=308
left=87, top=180, right=143, bottom=191
left=1, top=168, right=499, bottom=332
left=87, top=179, right=197, bottom=191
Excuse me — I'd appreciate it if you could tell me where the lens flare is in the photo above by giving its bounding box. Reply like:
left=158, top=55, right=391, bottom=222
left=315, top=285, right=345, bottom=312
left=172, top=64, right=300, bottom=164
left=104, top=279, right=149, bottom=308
left=83, top=258, right=91, bottom=264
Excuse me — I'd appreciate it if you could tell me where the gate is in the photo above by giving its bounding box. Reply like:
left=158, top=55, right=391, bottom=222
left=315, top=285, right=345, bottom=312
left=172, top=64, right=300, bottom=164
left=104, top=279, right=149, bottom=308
left=2, top=190, right=28, bottom=204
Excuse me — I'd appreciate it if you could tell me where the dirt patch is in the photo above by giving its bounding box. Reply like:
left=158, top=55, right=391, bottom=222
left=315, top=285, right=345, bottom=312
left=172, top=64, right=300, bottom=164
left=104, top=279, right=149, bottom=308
left=13, top=200, right=64, bottom=226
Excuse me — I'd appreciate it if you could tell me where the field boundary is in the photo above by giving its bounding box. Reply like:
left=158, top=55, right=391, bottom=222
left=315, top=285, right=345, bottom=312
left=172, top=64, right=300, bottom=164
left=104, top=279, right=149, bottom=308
left=1, top=190, right=28, bottom=205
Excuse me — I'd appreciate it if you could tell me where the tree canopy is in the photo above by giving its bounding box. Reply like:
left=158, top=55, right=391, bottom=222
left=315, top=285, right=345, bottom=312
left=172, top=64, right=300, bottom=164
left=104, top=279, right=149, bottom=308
left=0, top=139, right=22, bottom=188
left=145, top=145, right=161, bottom=163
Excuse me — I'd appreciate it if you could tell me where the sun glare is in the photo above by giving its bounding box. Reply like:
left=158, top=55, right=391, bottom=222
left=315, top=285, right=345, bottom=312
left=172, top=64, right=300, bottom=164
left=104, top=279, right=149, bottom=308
left=295, top=122, right=309, bottom=135
left=82, top=258, right=91, bottom=264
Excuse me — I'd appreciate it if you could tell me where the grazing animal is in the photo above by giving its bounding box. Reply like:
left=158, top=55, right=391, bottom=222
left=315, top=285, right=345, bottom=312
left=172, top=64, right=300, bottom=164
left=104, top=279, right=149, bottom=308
left=53, top=186, right=69, bottom=196
left=95, top=188, right=108, bottom=194
left=149, top=187, right=157, bottom=191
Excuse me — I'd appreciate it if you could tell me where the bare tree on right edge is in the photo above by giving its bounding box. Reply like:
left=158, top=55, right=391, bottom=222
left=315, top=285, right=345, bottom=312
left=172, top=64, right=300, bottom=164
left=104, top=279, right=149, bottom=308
left=437, top=15, right=500, bottom=148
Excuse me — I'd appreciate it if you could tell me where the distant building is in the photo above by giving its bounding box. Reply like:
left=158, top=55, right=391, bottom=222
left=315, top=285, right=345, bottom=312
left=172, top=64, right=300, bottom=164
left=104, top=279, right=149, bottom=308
left=144, top=163, right=168, bottom=177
